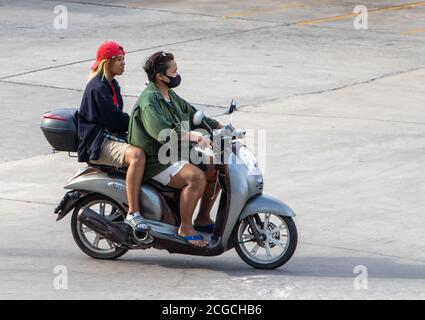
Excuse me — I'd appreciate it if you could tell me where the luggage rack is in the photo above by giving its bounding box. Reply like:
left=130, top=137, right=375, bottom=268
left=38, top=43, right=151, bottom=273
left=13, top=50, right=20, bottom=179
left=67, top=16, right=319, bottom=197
left=49, top=148, right=78, bottom=158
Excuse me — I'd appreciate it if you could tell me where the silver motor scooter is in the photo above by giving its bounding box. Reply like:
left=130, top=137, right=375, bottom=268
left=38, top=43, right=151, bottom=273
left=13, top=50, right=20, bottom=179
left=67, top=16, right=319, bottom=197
left=41, top=102, right=297, bottom=269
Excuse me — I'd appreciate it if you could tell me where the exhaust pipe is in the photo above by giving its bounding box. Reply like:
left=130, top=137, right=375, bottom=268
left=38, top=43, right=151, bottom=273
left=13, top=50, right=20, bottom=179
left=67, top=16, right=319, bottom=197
left=77, top=208, right=132, bottom=246
left=133, top=228, right=150, bottom=242
left=131, top=221, right=153, bottom=245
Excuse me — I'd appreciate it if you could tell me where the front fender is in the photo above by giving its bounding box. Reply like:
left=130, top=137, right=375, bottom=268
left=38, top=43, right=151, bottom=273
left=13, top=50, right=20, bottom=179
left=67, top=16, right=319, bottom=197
left=239, top=194, right=296, bottom=221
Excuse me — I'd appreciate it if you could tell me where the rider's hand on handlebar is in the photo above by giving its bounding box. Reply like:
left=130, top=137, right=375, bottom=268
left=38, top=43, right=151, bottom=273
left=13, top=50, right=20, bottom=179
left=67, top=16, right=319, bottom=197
left=189, top=131, right=212, bottom=149
left=223, top=124, right=237, bottom=137
left=197, top=135, right=212, bottom=149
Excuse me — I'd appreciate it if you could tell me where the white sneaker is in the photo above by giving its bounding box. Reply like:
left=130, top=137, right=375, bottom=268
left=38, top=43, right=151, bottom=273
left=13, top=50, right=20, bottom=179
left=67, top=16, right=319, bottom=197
left=125, top=212, right=150, bottom=231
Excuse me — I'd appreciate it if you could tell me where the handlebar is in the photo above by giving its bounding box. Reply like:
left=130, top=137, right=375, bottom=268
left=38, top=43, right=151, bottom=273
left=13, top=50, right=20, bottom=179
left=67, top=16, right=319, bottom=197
left=235, top=129, right=246, bottom=139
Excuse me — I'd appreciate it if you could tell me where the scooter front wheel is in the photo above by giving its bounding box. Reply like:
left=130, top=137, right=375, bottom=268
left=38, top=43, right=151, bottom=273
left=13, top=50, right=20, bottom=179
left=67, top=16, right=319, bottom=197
left=233, top=213, right=297, bottom=269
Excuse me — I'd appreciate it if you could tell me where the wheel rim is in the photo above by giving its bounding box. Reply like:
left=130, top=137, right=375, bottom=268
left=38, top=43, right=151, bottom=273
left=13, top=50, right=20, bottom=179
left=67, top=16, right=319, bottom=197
left=76, top=199, right=125, bottom=254
left=237, top=213, right=290, bottom=264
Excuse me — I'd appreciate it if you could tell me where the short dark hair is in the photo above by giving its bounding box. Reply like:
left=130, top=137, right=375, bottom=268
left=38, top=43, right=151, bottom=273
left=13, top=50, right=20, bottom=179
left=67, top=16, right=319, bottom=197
left=143, top=51, right=174, bottom=82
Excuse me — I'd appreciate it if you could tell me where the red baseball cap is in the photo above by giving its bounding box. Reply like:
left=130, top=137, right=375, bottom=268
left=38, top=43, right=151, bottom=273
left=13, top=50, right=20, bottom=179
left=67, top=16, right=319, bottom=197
left=91, top=41, right=126, bottom=71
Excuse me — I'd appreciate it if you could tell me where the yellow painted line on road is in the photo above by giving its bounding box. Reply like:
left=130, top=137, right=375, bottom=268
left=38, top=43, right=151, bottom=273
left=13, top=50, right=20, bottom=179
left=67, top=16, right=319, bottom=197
left=401, top=27, right=425, bottom=35
left=223, top=3, right=304, bottom=19
left=297, top=1, right=425, bottom=26
left=126, top=3, right=144, bottom=9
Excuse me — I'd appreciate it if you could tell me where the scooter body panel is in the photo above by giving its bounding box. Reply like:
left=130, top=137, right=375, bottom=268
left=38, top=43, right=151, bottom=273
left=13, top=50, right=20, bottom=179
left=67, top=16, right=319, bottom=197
left=64, top=168, right=171, bottom=222
left=218, top=150, right=264, bottom=250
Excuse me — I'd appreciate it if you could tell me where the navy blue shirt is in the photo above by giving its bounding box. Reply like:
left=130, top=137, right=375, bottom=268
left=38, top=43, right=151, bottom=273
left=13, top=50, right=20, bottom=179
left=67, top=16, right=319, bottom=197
left=77, top=74, right=129, bottom=162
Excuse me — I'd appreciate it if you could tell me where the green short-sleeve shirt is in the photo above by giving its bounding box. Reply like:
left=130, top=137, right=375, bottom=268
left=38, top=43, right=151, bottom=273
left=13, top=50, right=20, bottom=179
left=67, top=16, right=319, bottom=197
left=128, top=82, right=219, bottom=181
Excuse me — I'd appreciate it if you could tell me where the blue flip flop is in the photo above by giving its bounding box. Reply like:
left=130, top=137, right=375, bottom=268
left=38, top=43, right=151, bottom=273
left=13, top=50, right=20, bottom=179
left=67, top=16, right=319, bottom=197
left=178, top=234, right=204, bottom=245
left=194, top=223, right=215, bottom=233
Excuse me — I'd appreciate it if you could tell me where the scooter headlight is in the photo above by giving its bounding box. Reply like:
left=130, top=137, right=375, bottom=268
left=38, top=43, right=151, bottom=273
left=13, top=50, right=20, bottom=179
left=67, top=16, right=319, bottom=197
left=238, top=146, right=262, bottom=176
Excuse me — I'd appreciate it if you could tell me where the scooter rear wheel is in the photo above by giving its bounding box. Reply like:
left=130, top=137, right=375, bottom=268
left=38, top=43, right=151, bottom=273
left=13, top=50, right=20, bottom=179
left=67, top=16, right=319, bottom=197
left=233, top=213, right=297, bottom=269
left=71, top=194, right=128, bottom=260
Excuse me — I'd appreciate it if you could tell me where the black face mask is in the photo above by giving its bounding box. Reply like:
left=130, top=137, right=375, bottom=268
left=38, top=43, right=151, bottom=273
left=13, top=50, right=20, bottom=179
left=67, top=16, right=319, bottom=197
left=163, top=74, right=181, bottom=88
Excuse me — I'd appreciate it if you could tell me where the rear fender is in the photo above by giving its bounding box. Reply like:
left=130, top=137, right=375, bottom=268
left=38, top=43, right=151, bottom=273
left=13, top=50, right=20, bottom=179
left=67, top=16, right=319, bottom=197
left=55, top=190, right=90, bottom=221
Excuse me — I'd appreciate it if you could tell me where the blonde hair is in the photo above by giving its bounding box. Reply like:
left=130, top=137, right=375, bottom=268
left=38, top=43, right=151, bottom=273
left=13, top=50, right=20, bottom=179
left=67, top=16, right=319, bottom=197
left=88, top=58, right=112, bottom=81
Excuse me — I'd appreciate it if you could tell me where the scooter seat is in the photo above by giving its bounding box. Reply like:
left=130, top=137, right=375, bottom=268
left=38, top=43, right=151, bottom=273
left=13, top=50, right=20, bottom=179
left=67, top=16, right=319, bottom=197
left=88, top=163, right=127, bottom=174
left=88, top=163, right=180, bottom=193
left=146, top=179, right=181, bottom=193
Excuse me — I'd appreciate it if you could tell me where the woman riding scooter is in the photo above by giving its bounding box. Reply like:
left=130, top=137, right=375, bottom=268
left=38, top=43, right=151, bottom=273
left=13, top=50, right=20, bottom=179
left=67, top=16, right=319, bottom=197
left=78, top=41, right=147, bottom=232
left=128, top=51, right=224, bottom=247
left=43, top=48, right=297, bottom=268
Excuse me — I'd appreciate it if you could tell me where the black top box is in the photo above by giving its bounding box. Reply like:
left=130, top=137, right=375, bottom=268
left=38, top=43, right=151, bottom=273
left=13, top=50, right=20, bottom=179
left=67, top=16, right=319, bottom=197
left=40, top=108, right=78, bottom=152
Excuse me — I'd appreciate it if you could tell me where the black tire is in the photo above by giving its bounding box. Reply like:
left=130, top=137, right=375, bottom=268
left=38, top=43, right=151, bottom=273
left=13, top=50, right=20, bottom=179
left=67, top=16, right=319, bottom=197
left=233, top=214, right=297, bottom=270
left=71, top=194, right=128, bottom=260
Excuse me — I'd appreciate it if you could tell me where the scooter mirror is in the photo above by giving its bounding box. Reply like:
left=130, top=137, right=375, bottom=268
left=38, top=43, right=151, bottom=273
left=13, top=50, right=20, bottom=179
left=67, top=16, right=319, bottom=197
left=229, top=99, right=237, bottom=114
left=193, top=110, right=205, bottom=126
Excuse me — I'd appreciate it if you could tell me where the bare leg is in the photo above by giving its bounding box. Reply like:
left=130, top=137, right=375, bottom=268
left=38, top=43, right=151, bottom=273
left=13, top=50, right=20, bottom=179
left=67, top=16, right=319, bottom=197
left=168, top=164, right=208, bottom=247
left=123, top=146, right=146, bottom=215
left=195, top=163, right=220, bottom=226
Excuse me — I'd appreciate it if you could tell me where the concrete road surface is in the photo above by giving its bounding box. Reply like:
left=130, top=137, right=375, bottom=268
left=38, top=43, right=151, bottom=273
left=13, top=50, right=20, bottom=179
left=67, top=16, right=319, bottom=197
left=0, top=0, right=424, bottom=299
